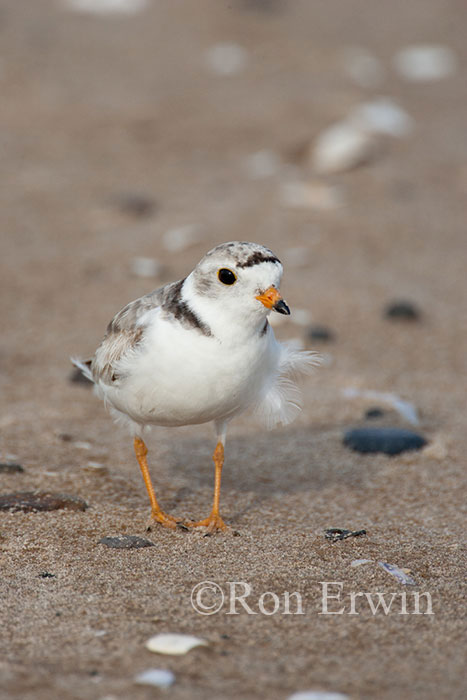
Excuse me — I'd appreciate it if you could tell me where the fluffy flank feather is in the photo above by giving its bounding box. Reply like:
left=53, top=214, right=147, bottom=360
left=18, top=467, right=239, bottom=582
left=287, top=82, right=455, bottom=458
left=279, top=345, right=322, bottom=378
left=255, top=344, right=322, bottom=429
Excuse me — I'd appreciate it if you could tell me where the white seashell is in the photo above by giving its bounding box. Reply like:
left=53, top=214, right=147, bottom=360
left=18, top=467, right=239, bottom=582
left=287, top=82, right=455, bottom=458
left=342, top=387, right=419, bottom=425
left=288, top=692, right=349, bottom=700
left=422, top=438, right=448, bottom=460
left=350, top=559, right=373, bottom=567
left=62, top=0, right=147, bottom=14
left=244, top=150, right=281, bottom=179
left=343, top=47, right=385, bottom=89
left=130, top=257, right=162, bottom=279
left=378, top=562, right=416, bottom=585
left=162, top=224, right=200, bottom=253
left=134, top=669, right=175, bottom=688
left=311, top=122, right=377, bottom=174
left=393, top=45, right=457, bottom=82
left=290, top=309, right=313, bottom=327
left=284, top=247, right=311, bottom=268
left=205, top=43, right=249, bottom=76
left=73, top=441, right=93, bottom=450
left=145, top=633, right=208, bottom=656
left=83, top=461, right=108, bottom=474
left=348, top=98, right=414, bottom=137
left=280, top=181, right=345, bottom=210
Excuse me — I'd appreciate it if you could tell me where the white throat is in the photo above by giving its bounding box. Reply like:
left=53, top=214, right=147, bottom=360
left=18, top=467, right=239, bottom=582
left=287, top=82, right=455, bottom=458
left=181, top=274, right=269, bottom=344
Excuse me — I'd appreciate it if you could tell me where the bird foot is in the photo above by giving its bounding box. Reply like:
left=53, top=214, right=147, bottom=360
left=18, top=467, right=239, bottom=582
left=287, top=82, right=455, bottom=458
left=184, top=513, right=228, bottom=533
left=147, top=510, right=182, bottom=530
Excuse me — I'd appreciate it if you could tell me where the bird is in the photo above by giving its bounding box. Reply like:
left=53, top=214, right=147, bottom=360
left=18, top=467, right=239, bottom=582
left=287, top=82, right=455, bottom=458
left=72, top=241, right=319, bottom=532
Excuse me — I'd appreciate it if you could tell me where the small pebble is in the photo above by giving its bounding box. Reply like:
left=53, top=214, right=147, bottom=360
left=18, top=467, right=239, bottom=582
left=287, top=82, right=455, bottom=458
left=162, top=224, right=200, bottom=253
left=241, top=0, right=281, bottom=12
left=394, top=45, right=457, bottom=82
left=0, top=463, right=24, bottom=474
left=378, top=561, right=416, bottom=585
left=348, top=98, right=414, bottom=137
left=288, top=692, right=349, bottom=700
left=343, top=427, right=427, bottom=456
left=343, top=47, right=385, bottom=89
left=384, top=300, right=420, bottom=321
left=311, top=122, right=377, bottom=174
left=350, top=559, right=373, bottom=567
left=325, top=528, right=366, bottom=542
left=134, top=669, right=175, bottom=689
left=39, top=571, right=56, bottom=578
left=0, top=492, right=88, bottom=512
left=130, top=257, right=162, bottom=279
left=62, top=0, right=148, bottom=14
left=113, top=192, right=156, bottom=218
left=307, top=325, right=336, bottom=343
left=145, top=633, right=208, bottom=656
left=365, top=407, right=385, bottom=419
left=280, top=181, right=345, bottom=210
left=69, top=368, right=93, bottom=386
left=99, top=535, right=154, bottom=549
left=204, top=43, right=249, bottom=76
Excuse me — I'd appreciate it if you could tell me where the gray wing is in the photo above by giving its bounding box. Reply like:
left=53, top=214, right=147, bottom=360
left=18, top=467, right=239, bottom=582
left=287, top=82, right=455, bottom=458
left=91, top=283, right=176, bottom=385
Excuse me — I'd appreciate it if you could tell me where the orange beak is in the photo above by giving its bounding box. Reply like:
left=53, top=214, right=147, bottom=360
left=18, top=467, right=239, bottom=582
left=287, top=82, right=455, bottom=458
left=256, top=287, right=290, bottom=315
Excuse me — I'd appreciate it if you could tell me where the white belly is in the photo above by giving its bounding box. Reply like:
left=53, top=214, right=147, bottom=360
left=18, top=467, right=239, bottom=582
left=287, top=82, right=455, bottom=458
left=98, top=314, right=279, bottom=427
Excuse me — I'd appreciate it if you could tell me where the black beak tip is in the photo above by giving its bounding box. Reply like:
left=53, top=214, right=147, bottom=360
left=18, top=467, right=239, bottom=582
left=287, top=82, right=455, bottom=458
left=274, top=299, right=290, bottom=316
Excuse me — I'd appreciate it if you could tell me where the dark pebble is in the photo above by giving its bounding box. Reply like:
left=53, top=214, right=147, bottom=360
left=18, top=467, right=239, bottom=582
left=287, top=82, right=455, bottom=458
left=39, top=571, right=56, bottom=578
left=0, top=463, right=24, bottom=474
left=365, top=407, right=385, bottom=420
left=343, top=427, right=427, bottom=456
left=112, top=192, right=157, bottom=218
left=0, top=492, right=88, bottom=512
left=69, top=368, right=93, bottom=386
left=240, top=0, right=281, bottom=12
left=325, top=528, right=367, bottom=542
left=99, top=535, right=155, bottom=549
left=384, top=301, right=420, bottom=321
left=307, top=324, right=336, bottom=342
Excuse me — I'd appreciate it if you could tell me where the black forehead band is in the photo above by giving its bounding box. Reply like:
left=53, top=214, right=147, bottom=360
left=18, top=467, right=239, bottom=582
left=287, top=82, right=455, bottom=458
left=236, top=251, right=281, bottom=269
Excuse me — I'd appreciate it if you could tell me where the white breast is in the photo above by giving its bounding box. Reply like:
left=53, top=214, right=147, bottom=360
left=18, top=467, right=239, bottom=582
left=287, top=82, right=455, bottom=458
left=97, top=310, right=280, bottom=427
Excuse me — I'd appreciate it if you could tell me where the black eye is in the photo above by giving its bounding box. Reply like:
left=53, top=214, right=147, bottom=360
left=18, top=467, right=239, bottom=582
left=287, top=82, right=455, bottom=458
left=217, top=268, right=237, bottom=285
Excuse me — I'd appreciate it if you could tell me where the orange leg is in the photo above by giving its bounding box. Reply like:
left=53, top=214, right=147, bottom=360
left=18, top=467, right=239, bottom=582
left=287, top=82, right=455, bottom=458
left=185, top=442, right=228, bottom=532
left=133, top=436, right=180, bottom=529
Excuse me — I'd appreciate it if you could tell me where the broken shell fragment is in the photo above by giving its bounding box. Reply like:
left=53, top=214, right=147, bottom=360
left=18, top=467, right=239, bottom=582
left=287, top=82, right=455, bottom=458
left=134, top=668, right=175, bottom=688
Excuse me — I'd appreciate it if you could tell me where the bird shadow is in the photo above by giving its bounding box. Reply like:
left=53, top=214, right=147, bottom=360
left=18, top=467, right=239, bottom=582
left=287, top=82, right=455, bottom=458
left=167, top=425, right=374, bottom=498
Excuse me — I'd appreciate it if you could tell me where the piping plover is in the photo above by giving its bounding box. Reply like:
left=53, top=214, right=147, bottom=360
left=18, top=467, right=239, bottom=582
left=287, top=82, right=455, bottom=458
left=73, top=241, right=318, bottom=532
